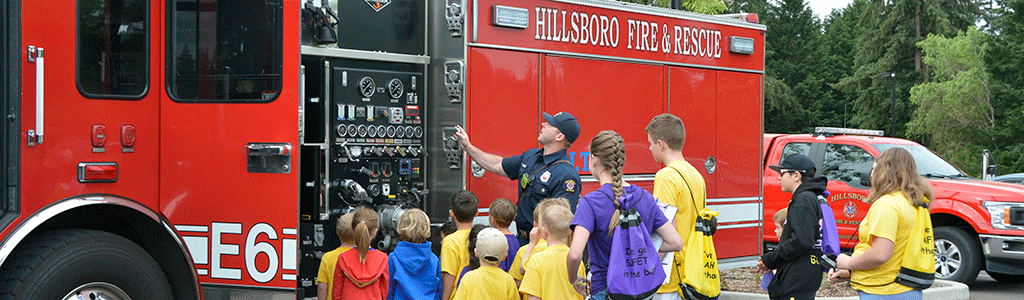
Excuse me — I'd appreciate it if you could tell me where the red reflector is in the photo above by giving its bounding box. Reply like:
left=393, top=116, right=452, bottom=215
left=121, top=124, right=136, bottom=148
left=78, top=162, right=118, bottom=183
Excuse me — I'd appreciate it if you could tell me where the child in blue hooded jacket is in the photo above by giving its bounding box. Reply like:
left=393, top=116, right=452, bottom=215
left=388, top=209, right=442, bottom=300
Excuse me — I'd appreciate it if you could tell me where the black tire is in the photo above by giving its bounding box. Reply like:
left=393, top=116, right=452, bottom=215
left=933, top=226, right=982, bottom=284
left=987, top=271, right=1024, bottom=284
left=0, top=229, right=173, bottom=300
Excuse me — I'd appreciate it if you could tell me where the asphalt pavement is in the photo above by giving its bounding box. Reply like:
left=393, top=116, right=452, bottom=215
left=966, top=271, right=1024, bottom=300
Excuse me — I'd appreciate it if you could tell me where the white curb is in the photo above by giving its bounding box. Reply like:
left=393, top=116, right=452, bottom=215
left=718, top=280, right=969, bottom=300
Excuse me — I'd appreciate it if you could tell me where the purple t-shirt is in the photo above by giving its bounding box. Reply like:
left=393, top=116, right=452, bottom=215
left=570, top=183, right=668, bottom=294
left=499, top=234, right=520, bottom=272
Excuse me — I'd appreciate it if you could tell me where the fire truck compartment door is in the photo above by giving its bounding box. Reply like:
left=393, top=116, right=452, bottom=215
left=246, top=143, right=292, bottom=173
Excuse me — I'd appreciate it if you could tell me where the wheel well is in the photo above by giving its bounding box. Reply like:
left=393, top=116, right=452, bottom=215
left=6, top=202, right=199, bottom=300
left=931, top=212, right=979, bottom=236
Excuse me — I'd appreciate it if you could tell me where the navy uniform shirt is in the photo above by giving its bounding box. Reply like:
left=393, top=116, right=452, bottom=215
left=501, top=148, right=581, bottom=239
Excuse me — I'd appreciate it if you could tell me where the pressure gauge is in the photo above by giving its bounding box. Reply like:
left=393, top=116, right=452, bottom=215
left=388, top=78, right=404, bottom=99
left=359, top=77, right=375, bottom=97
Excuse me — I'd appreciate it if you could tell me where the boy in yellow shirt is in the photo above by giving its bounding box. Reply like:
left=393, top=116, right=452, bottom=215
left=441, top=190, right=479, bottom=300
left=509, top=197, right=569, bottom=285
left=316, top=213, right=355, bottom=300
left=646, top=113, right=707, bottom=300
left=453, top=228, right=518, bottom=300
left=520, top=205, right=583, bottom=300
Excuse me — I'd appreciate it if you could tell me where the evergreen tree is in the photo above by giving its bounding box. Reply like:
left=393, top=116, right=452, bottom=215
left=837, top=0, right=979, bottom=138
left=985, top=0, right=1024, bottom=173
left=815, top=0, right=871, bottom=129
left=755, top=0, right=823, bottom=133
left=618, top=0, right=728, bottom=14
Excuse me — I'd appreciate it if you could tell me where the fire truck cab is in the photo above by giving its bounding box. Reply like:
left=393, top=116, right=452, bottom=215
left=1, top=0, right=765, bottom=299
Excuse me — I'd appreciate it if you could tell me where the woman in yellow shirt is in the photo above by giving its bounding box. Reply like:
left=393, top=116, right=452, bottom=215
left=828, top=147, right=933, bottom=300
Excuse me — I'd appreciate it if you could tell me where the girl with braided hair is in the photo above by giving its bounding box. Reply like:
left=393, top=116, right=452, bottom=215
left=566, top=130, right=683, bottom=300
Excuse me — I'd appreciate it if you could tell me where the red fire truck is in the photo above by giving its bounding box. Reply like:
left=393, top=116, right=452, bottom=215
left=0, top=0, right=765, bottom=299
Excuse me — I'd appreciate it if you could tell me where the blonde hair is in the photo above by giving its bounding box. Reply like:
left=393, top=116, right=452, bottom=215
left=590, top=130, right=626, bottom=236
left=351, top=206, right=380, bottom=262
left=336, top=213, right=355, bottom=243
left=397, top=209, right=430, bottom=243
left=772, top=208, right=788, bottom=225
left=542, top=205, right=573, bottom=242
left=866, top=148, right=933, bottom=207
left=534, top=197, right=570, bottom=226
left=645, top=113, right=686, bottom=151
left=489, top=198, right=516, bottom=228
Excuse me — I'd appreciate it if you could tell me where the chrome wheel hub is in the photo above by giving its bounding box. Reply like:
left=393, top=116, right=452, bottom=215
left=62, top=282, right=130, bottom=300
left=934, top=239, right=961, bottom=279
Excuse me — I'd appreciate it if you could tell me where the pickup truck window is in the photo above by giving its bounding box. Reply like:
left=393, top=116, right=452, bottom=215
left=873, top=144, right=970, bottom=179
left=824, top=144, right=873, bottom=189
left=779, top=142, right=811, bottom=164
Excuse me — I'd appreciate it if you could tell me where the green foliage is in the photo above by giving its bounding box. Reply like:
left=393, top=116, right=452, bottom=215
left=909, top=28, right=994, bottom=174
left=728, top=0, right=825, bottom=133
left=837, top=0, right=979, bottom=138
left=617, top=0, right=728, bottom=14
left=984, top=0, right=1024, bottom=175
left=716, top=0, right=1024, bottom=175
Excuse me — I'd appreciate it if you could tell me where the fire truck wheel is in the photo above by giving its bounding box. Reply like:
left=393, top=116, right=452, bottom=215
left=933, top=226, right=982, bottom=284
left=986, top=271, right=1024, bottom=284
left=0, top=229, right=173, bottom=300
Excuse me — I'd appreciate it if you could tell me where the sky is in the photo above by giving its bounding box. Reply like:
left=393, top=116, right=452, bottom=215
left=806, top=0, right=855, bottom=20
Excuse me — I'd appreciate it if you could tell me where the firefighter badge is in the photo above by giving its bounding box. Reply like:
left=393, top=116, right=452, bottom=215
left=365, top=0, right=391, bottom=11
left=540, top=171, right=551, bottom=183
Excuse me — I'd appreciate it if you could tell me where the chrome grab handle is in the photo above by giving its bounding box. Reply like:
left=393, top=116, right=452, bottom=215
left=27, top=46, right=44, bottom=146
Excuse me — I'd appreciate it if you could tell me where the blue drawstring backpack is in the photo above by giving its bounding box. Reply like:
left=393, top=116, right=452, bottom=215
left=605, top=192, right=665, bottom=300
left=817, top=191, right=841, bottom=271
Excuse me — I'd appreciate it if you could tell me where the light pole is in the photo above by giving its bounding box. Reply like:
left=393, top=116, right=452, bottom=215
left=879, top=72, right=896, bottom=136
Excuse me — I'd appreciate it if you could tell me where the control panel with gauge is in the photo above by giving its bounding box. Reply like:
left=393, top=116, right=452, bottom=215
left=329, top=68, right=426, bottom=213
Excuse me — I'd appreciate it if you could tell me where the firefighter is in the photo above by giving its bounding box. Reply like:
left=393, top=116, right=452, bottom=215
left=454, top=111, right=582, bottom=244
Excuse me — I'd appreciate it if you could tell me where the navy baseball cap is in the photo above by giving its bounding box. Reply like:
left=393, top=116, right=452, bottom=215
left=543, top=112, right=581, bottom=144
left=769, top=154, right=816, bottom=177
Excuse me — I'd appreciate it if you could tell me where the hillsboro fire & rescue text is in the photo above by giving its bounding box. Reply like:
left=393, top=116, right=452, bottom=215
left=534, top=6, right=723, bottom=58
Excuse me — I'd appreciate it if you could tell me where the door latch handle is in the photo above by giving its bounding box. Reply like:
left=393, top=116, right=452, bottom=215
left=245, top=143, right=291, bottom=156
left=246, top=143, right=292, bottom=174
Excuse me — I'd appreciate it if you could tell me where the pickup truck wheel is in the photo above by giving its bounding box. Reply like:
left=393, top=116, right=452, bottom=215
left=986, top=271, right=1024, bottom=284
left=0, top=229, right=173, bottom=300
left=933, top=226, right=981, bottom=284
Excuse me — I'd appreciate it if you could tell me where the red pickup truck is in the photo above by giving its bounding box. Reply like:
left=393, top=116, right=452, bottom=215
left=762, top=127, right=1024, bottom=284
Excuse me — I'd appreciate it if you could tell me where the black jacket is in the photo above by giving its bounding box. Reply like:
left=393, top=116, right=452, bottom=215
left=761, top=176, right=828, bottom=300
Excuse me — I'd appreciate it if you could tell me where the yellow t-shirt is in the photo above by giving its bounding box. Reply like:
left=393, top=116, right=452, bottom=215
left=441, top=229, right=471, bottom=300
left=452, top=265, right=519, bottom=300
left=509, top=239, right=547, bottom=281
left=850, top=192, right=917, bottom=295
left=316, top=246, right=352, bottom=298
left=520, top=244, right=584, bottom=300
left=653, top=160, right=705, bottom=293
left=509, top=239, right=585, bottom=300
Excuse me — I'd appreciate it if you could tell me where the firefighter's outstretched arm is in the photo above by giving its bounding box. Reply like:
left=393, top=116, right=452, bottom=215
left=453, top=125, right=508, bottom=177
